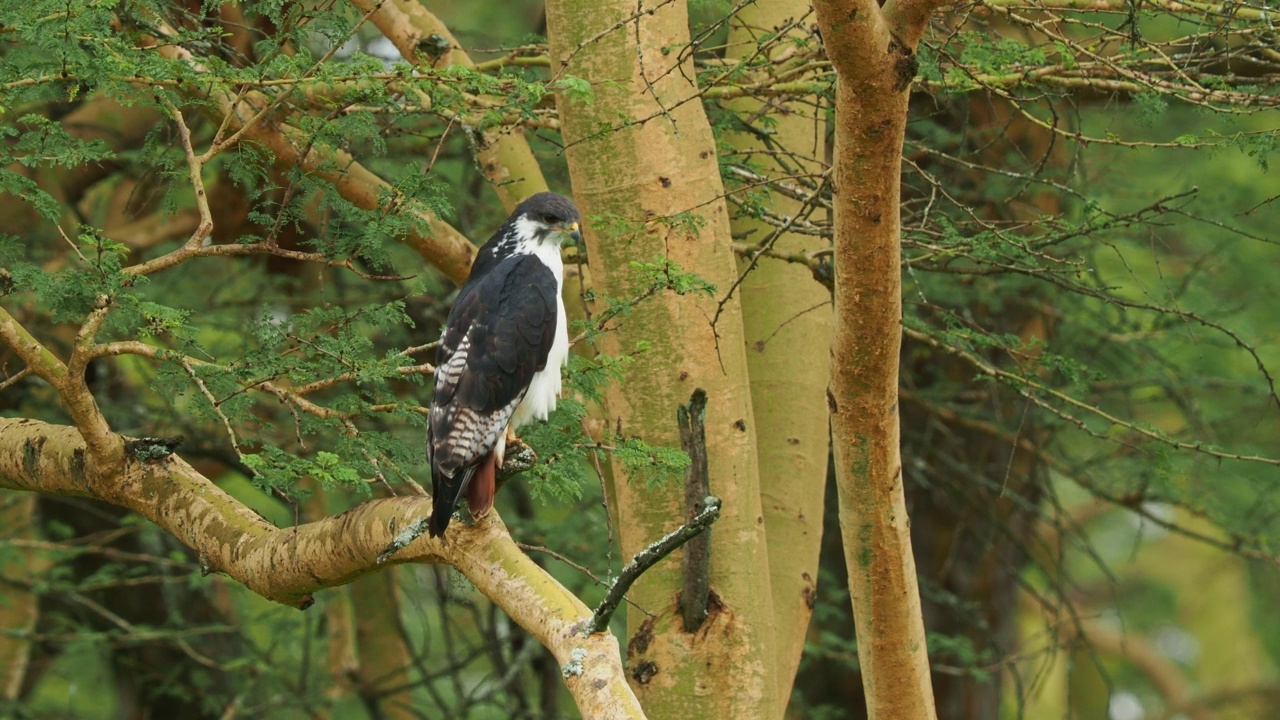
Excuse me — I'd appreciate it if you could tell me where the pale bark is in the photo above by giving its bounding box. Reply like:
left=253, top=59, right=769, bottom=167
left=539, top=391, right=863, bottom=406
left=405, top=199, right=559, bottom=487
left=0, top=417, right=645, bottom=719
left=810, top=0, right=943, bottom=716
left=725, top=4, right=832, bottom=706
left=0, top=290, right=642, bottom=717
left=546, top=0, right=778, bottom=717
left=350, top=0, right=550, bottom=211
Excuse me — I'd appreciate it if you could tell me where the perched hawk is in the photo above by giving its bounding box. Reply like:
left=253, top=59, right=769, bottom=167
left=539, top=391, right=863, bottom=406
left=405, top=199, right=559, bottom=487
left=427, top=192, right=581, bottom=537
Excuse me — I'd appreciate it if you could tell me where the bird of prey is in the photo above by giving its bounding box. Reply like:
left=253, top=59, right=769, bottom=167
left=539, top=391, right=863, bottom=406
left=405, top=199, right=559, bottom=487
left=427, top=192, right=581, bottom=537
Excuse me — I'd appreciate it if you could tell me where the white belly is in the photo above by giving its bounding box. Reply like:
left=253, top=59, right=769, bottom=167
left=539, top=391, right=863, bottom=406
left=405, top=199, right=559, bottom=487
left=511, top=295, right=567, bottom=428
left=511, top=241, right=568, bottom=429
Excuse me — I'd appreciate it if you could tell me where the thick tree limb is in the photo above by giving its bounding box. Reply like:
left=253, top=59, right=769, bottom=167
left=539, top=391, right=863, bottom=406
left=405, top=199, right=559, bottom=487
left=547, top=0, right=780, bottom=715
left=0, top=417, right=645, bottom=719
left=0, top=307, right=121, bottom=472
left=133, top=18, right=478, bottom=285
left=725, top=3, right=834, bottom=703
left=883, top=0, right=951, bottom=49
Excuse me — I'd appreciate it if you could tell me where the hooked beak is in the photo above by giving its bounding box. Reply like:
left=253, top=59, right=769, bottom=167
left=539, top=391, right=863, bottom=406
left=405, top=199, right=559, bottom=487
left=555, top=221, right=583, bottom=246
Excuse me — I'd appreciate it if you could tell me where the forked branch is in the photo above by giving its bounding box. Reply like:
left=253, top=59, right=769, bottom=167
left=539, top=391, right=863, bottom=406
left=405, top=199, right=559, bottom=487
left=0, top=417, right=646, bottom=719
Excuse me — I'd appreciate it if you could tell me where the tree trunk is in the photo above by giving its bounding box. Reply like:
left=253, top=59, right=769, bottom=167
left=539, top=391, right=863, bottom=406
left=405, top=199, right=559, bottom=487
left=0, top=493, right=40, bottom=701
left=546, top=1, right=778, bottom=717
left=812, top=0, right=941, bottom=716
left=351, top=569, right=417, bottom=720
left=725, top=4, right=831, bottom=707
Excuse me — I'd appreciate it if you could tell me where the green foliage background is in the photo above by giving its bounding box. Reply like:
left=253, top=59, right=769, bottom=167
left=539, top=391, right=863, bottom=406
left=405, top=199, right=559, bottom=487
left=1, top=0, right=1277, bottom=718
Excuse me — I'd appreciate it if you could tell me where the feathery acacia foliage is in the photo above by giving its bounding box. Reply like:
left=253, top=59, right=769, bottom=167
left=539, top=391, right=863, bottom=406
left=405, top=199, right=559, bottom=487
left=1, top=0, right=1277, bottom=718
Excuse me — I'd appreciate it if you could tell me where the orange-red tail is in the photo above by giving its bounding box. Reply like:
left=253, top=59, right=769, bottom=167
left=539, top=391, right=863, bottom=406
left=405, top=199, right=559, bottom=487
left=465, top=454, right=497, bottom=521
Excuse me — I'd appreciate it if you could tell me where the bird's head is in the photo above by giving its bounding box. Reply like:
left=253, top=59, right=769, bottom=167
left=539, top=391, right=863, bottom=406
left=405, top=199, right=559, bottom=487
left=511, top=192, right=582, bottom=248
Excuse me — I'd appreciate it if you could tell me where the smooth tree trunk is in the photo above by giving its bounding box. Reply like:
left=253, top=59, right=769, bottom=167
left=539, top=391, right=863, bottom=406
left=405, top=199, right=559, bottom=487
left=546, top=1, right=779, bottom=717
left=811, top=0, right=943, bottom=716
left=725, top=3, right=832, bottom=707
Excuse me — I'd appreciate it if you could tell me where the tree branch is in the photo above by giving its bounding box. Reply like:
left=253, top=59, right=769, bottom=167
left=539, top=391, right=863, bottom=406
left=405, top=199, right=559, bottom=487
left=0, top=307, right=120, bottom=470
left=588, top=496, right=722, bottom=635
left=132, top=17, right=479, bottom=285
left=812, top=0, right=941, bottom=716
left=0, top=417, right=646, bottom=719
left=348, top=0, right=550, bottom=211
left=882, top=0, right=950, bottom=49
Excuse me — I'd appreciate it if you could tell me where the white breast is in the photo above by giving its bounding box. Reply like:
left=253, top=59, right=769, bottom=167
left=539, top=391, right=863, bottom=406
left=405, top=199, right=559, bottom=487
left=511, top=242, right=568, bottom=429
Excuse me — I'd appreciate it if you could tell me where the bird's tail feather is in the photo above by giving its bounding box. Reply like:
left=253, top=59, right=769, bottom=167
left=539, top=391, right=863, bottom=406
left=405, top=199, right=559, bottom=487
left=429, top=463, right=476, bottom=538
left=466, top=456, right=497, bottom=521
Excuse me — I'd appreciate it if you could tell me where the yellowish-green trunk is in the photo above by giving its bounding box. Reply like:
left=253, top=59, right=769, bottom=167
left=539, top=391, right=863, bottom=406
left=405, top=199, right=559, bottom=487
left=726, top=5, right=832, bottom=708
left=546, top=1, right=779, bottom=717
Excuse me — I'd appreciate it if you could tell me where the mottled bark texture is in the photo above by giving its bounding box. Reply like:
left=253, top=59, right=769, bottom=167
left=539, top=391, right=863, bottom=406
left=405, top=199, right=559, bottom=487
left=546, top=0, right=779, bottom=717
left=0, top=417, right=645, bottom=720
left=811, top=0, right=945, bottom=716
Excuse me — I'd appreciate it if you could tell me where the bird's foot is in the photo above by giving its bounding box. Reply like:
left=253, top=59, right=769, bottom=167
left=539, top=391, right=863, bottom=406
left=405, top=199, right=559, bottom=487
left=497, top=428, right=520, bottom=469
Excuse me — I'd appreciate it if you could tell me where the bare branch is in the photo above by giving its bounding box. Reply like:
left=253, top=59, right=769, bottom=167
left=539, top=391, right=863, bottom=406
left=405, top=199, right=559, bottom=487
left=587, top=496, right=722, bottom=635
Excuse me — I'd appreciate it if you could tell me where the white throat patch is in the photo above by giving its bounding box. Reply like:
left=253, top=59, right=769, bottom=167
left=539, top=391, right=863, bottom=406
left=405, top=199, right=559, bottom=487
left=511, top=216, right=546, bottom=254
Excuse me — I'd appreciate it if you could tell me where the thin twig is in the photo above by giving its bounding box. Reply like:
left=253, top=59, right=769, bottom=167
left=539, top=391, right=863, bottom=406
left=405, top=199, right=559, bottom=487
left=0, top=366, right=31, bottom=391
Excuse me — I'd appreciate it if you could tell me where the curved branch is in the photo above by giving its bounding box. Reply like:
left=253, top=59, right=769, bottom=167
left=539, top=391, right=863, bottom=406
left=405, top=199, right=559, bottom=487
left=0, top=417, right=645, bottom=719
left=590, top=496, right=722, bottom=634
left=132, top=17, right=478, bottom=285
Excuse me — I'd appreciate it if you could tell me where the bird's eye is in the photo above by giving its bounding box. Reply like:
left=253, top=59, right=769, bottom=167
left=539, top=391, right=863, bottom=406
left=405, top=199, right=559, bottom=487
left=544, top=213, right=561, bottom=224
